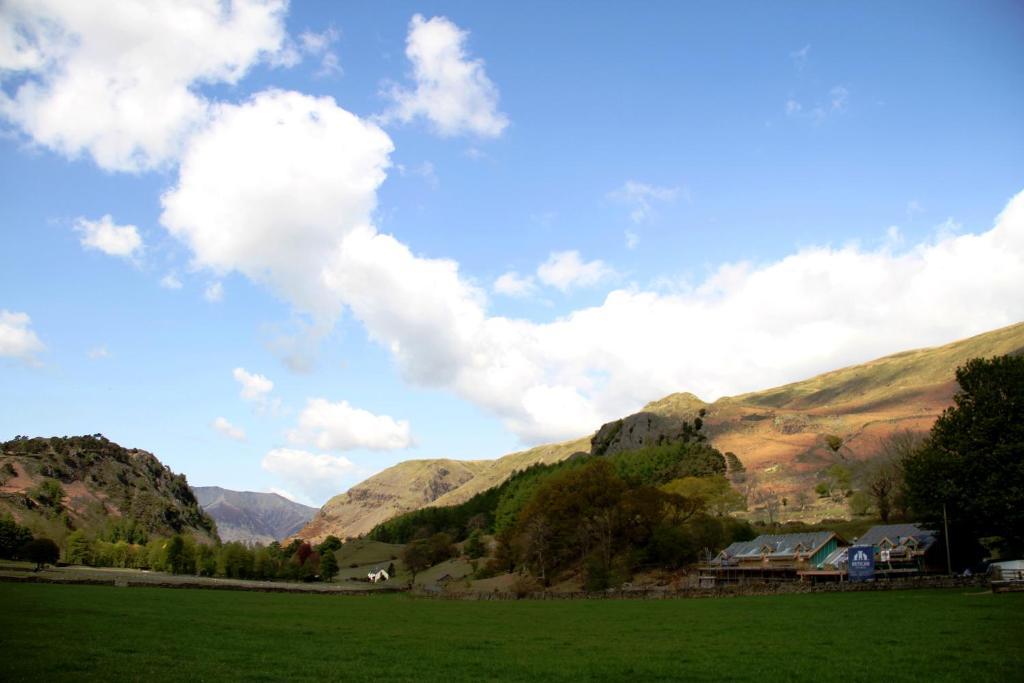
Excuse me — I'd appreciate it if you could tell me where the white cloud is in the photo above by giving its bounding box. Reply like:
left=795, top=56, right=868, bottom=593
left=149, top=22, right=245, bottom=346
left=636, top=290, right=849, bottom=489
left=494, top=271, right=537, bottom=298
left=625, top=230, right=640, bottom=250
left=536, top=251, right=614, bottom=291
left=0, top=310, right=44, bottom=365
left=396, top=160, right=439, bottom=188
left=326, top=188, right=1024, bottom=444
left=906, top=200, right=924, bottom=217
left=288, top=398, right=413, bottom=451
left=297, top=27, right=341, bottom=78
left=0, top=0, right=291, bottom=172
left=161, top=89, right=393, bottom=319
left=204, top=281, right=224, bottom=302
left=382, top=14, right=508, bottom=138
left=885, top=225, right=904, bottom=247
left=260, top=447, right=355, bottom=504
left=790, top=44, right=810, bottom=70
left=786, top=85, right=849, bottom=121
left=160, top=273, right=183, bottom=290
left=146, top=45, right=1024, bottom=447
left=609, top=181, right=681, bottom=224
left=87, top=345, right=110, bottom=360
left=233, top=367, right=273, bottom=401
left=830, top=86, right=849, bottom=112
left=267, top=487, right=302, bottom=504
left=212, top=416, right=246, bottom=441
left=73, top=214, right=142, bottom=259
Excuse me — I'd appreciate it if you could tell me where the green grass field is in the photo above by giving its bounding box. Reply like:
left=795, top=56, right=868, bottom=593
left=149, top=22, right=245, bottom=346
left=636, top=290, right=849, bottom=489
left=1, top=583, right=1020, bottom=682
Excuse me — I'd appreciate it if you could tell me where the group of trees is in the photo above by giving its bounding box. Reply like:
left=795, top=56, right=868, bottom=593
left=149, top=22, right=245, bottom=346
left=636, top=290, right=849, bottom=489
left=58, top=531, right=350, bottom=582
left=493, top=458, right=753, bottom=589
left=0, top=515, right=59, bottom=569
left=373, top=415, right=754, bottom=589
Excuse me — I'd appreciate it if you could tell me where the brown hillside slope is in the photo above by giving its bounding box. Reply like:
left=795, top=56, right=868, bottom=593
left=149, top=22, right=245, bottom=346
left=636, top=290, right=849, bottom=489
left=295, top=459, right=489, bottom=543
left=644, top=321, right=1024, bottom=503
left=296, top=322, right=1024, bottom=541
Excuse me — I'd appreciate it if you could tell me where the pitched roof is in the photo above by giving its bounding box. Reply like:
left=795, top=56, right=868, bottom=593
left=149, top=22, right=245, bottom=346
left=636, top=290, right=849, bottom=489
left=714, top=532, right=835, bottom=564
left=856, top=524, right=936, bottom=550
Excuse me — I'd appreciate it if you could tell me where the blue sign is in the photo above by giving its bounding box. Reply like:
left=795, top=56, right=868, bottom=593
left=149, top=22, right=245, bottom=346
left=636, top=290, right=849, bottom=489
left=848, top=545, right=875, bottom=582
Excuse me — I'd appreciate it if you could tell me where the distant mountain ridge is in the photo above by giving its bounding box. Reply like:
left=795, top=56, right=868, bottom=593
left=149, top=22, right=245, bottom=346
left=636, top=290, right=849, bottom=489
left=193, top=487, right=317, bottom=544
left=293, top=322, right=1024, bottom=543
left=0, top=435, right=217, bottom=544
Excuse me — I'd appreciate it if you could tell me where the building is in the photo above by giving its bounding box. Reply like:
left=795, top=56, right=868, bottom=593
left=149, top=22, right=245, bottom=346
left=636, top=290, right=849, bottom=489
left=700, top=531, right=844, bottom=586
left=801, top=523, right=942, bottom=582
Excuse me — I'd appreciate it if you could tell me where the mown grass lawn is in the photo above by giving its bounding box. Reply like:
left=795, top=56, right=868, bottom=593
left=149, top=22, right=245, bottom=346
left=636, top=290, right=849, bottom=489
left=0, top=583, right=1020, bottom=682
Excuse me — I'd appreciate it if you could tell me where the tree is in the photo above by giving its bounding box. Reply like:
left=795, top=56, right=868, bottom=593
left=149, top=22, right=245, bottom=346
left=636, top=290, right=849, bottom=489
left=317, top=535, right=342, bottom=555
left=65, top=531, right=93, bottom=565
left=753, top=488, right=782, bottom=525
left=401, top=539, right=433, bottom=585
left=867, top=431, right=920, bottom=522
left=31, top=478, right=65, bottom=511
left=824, top=434, right=844, bottom=458
left=464, top=529, right=486, bottom=559
left=661, top=476, right=745, bottom=516
left=165, top=535, right=193, bottom=575
left=319, top=551, right=338, bottom=582
left=20, top=538, right=60, bottom=570
left=848, top=491, right=872, bottom=516
left=818, top=463, right=852, bottom=501
left=0, top=515, right=33, bottom=559
left=903, top=355, right=1024, bottom=558
left=724, top=452, right=746, bottom=482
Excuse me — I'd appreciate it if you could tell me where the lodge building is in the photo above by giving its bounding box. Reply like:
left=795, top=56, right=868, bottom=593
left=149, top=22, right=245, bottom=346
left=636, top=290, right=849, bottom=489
left=699, top=524, right=941, bottom=586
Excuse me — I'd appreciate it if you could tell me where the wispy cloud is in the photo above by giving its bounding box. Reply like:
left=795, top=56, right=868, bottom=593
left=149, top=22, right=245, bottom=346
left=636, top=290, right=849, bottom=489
left=204, top=282, right=224, bottom=303
left=609, top=180, right=683, bottom=224
left=212, top=416, right=246, bottom=442
left=790, top=44, right=811, bottom=70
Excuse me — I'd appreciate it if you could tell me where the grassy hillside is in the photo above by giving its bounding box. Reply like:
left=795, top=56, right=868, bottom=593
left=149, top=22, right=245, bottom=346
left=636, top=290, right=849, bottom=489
left=194, top=487, right=316, bottom=544
left=297, top=322, right=1024, bottom=540
left=0, top=435, right=217, bottom=545
left=2, top=583, right=1020, bottom=681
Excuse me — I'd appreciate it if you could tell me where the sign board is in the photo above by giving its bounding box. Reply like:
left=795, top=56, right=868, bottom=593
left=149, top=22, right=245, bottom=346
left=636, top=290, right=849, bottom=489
left=880, top=549, right=891, bottom=563
left=848, top=545, right=875, bottom=582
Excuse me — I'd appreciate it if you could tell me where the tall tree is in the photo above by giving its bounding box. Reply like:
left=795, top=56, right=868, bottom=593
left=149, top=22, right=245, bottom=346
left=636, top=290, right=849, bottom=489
left=903, top=355, right=1024, bottom=557
left=319, top=551, right=338, bottom=582
left=20, top=538, right=60, bottom=570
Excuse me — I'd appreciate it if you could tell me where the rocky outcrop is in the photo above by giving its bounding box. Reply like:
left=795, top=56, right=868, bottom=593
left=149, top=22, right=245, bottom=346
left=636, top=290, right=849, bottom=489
left=590, top=411, right=701, bottom=457
left=0, top=435, right=217, bottom=542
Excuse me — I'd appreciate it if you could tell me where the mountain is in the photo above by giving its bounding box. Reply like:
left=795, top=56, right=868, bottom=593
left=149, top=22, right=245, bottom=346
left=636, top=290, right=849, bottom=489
left=0, top=435, right=217, bottom=544
left=294, top=322, right=1024, bottom=542
left=295, top=440, right=588, bottom=543
left=193, top=486, right=317, bottom=544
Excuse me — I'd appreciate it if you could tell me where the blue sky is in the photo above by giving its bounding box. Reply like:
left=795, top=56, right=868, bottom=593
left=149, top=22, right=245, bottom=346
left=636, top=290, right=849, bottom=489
left=2, top=1, right=1023, bottom=505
